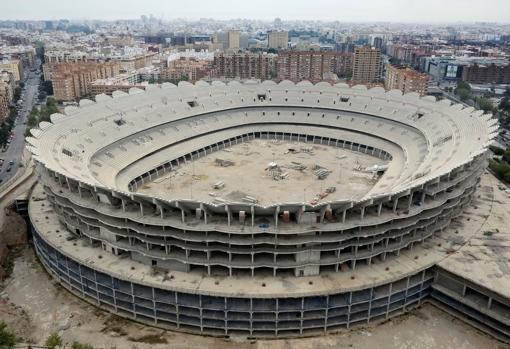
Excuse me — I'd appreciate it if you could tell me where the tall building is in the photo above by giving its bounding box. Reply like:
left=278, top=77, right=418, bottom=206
left=45, top=62, right=121, bottom=101
left=212, top=31, right=229, bottom=50
left=385, top=64, right=430, bottom=96
left=213, top=53, right=276, bottom=80
left=352, top=46, right=382, bottom=83
left=277, top=51, right=353, bottom=83
left=268, top=31, right=289, bottom=50
left=228, top=30, right=240, bottom=50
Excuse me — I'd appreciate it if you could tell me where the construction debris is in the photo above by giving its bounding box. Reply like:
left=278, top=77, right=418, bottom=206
left=215, top=158, right=235, bottom=167
left=284, top=161, right=307, bottom=172
left=242, top=195, right=258, bottom=204
left=266, top=162, right=289, bottom=180
left=212, top=181, right=225, bottom=189
left=325, top=187, right=336, bottom=193
left=300, top=146, right=314, bottom=154
left=312, top=164, right=332, bottom=180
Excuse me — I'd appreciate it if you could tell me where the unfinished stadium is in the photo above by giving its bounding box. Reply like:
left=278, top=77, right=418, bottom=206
left=25, top=80, right=510, bottom=339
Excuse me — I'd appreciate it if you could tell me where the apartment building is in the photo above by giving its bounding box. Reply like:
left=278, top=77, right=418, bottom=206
left=90, top=72, right=146, bottom=96
left=45, top=62, right=121, bottom=101
left=213, top=53, right=276, bottom=80
left=385, top=64, right=430, bottom=96
left=228, top=31, right=240, bottom=50
left=277, top=51, right=353, bottom=83
left=268, top=31, right=289, bottom=50
left=352, top=46, right=382, bottom=83
left=162, top=57, right=212, bottom=82
left=0, top=71, right=15, bottom=104
left=461, top=62, right=510, bottom=84
left=0, top=59, right=23, bottom=81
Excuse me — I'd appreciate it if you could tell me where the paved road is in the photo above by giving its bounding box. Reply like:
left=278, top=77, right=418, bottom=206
left=0, top=69, right=40, bottom=184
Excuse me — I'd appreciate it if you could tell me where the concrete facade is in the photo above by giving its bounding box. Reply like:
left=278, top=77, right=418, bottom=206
left=26, top=80, right=499, bottom=338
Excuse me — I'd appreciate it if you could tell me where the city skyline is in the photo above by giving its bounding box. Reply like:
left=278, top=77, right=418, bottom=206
left=2, top=0, right=510, bottom=23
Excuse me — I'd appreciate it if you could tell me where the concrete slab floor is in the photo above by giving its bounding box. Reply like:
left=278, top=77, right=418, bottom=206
left=1, top=247, right=508, bottom=349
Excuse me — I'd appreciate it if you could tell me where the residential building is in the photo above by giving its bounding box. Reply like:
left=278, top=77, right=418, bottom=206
left=213, top=53, right=276, bottom=80
left=89, top=72, right=146, bottom=96
left=228, top=30, right=240, bottom=50
left=162, top=57, right=212, bottom=82
left=45, top=62, right=121, bottom=101
left=277, top=51, right=353, bottom=83
left=0, top=71, right=15, bottom=104
left=268, top=31, right=289, bottom=50
left=385, top=64, right=430, bottom=96
left=352, top=46, right=382, bottom=83
left=461, top=63, right=510, bottom=84
left=0, top=59, right=23, bottom=81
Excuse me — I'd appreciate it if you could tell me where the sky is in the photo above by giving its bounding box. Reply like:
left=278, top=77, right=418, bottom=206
left=2, top=0, right=510, bottom=23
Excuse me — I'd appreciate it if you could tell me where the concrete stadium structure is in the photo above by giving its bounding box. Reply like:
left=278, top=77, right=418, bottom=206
left=26, top=80, right=505, bottom=338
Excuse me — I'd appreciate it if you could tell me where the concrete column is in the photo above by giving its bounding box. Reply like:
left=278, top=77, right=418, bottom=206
left=342, top=209, right=347, bottom=223
left=392, top=197, right=399, bottom=213
left=360, top=206, right=366, bottom=220
left=378, top=202, right=383, bottom=216
left=225, top=205, right=231, bottom=226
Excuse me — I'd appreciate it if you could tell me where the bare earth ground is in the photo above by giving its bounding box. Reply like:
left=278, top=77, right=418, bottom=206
left=0, top=247, right=508, bottom=349
left=138, top=139, right=385, bottom=205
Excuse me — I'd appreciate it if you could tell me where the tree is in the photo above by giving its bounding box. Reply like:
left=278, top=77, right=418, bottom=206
left=476, top=97, right=494, bottom=114
left=489, top=145, right=505, bottom=156
left=71, top=341, right=94, bottom=349
left=45, top=333, right=62, bottom=349
left=499, top=96, right=510, bottom=113
left=13, top=87, right=21, bottom=101
left=0, top=321, right=16, bottom=348
left=456, top=88, right=471, bottom=102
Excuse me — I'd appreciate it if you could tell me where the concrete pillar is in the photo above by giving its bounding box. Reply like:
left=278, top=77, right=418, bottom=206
left=393, top=197, right=399, bottom=213
left=378, top=202, right=383, bottom=216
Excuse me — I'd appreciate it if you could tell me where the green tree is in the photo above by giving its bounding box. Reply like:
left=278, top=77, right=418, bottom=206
left=489, top=145, right=505, bottom=156
left=0, top=321, right=16, bottom=348
left=476, top=97, right=494, bottom=113
left=456, top=88, right=471, bottom=101
left=499, top=96, right=510, bottom=113
left=45, top=333, right=62, bottom=349
left=13, top=87, right=21, bottom=101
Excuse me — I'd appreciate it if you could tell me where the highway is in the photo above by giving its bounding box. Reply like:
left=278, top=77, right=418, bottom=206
left=0, top=68, right=40, bottom=184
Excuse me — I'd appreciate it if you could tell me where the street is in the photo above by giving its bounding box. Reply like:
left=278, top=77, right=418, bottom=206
left=0, top=68, right=40, bottom=184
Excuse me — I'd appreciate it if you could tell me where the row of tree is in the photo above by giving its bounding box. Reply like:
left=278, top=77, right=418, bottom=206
left=25, top=97, right=59, bottom=137
left=489, top=145, right=510, bottom=183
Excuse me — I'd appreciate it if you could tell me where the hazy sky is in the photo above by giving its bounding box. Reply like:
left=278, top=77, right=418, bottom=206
left=2, top=0, right=510, bottom=22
